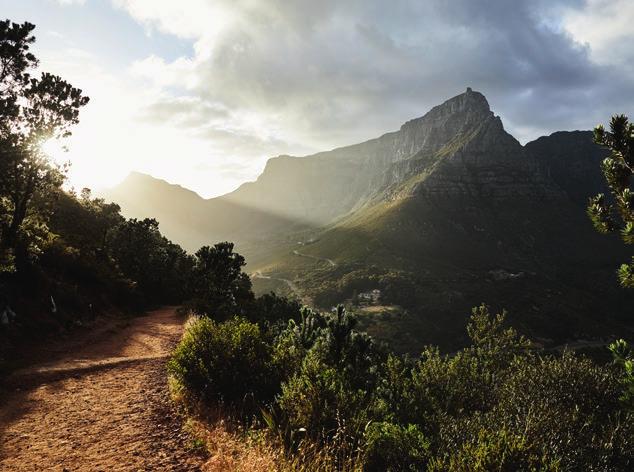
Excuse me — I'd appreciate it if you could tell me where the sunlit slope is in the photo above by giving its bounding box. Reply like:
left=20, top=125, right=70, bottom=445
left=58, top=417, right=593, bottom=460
left=103, top=89, right=509, bottom=255
left=100, top=172, right=316, bottom=261
left=263, top=113, right=632, bottom=349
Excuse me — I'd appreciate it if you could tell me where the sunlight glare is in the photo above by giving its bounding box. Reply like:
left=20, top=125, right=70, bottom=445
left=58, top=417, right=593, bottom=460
left=41, top=138, right=69, bottom=165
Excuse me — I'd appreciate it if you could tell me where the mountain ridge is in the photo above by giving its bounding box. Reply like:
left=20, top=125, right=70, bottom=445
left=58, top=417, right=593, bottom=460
left=99, top=88, right=633, bottom=351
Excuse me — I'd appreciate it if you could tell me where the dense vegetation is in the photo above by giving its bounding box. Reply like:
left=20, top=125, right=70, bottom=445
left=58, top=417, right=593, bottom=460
left=170, top=297, right=634, bottom=470
left=169, top=228, right=634, bottom=470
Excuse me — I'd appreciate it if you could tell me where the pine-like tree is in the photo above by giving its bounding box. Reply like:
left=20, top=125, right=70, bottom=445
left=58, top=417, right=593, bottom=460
left=588, top=115, right=634, bottom=288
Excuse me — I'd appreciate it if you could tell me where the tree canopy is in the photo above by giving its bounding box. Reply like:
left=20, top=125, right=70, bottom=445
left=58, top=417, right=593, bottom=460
left=588, top=114, right=634, bottom=287
left=0, top=19, right=89, bottom=271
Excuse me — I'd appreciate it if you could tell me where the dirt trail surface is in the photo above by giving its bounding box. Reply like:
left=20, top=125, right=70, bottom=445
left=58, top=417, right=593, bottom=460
left=0, top=307, right=203, bottom=471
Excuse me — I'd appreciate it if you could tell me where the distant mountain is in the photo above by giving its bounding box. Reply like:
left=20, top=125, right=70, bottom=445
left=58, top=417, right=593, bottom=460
left=101, top=89, right=633, bottom=350
left=101, top=172, right=210, bottom=251
left=100, top=172, right=315, bottom=260
left=526, top=130, right=610, bottom=206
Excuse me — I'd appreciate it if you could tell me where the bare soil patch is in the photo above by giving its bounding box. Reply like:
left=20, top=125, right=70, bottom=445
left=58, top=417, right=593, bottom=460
left=0, top=307, right=204, bottom=471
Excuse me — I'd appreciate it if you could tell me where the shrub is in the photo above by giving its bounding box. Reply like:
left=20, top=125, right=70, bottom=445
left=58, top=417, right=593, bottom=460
left=362, top=422, right=430, bottom=472
left=494, top=352, right=632, bottom=469
left=168, top=316, right=278, bottom=410
left=433, top=352, right=633, bottom=470
left=277, top=351, right=373, bottom=444
left=170, top=304, right=634, bottom=471
left=428, top=427, right=557, bottom=472
left=610, top=339, right=634, bottom=412
left=392, top=305, right=529, bottom=432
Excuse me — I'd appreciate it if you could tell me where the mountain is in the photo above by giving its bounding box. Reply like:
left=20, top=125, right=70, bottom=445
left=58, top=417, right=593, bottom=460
left=100, top=172, right=315, bottom=261
left=526, top=130, right=611, bottom=206
left=102, top=172, right=211, bottom=251
left=101, top=89, right=633, bottom=351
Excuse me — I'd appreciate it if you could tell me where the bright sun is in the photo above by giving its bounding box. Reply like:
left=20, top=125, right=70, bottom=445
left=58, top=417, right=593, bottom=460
left=41, top=138, right=69, bottom=165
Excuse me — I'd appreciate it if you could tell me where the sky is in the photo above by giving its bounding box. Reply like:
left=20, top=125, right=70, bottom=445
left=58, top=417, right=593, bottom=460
left=2, top=0, right=634, bottom=198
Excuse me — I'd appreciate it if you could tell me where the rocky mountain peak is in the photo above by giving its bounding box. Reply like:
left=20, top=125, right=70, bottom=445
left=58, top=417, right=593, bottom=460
left=387, top=88, right=496, bottom=162
left=400, top=88, right=492, bottom=132
left=433, top=86, right=491, bottom=116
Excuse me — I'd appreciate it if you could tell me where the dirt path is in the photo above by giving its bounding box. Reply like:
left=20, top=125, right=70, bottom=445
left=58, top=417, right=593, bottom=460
left=0, top=307, right=203, bottom=472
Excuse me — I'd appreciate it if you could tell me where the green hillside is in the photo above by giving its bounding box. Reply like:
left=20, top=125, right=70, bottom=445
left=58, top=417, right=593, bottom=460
left=247, top=113, right=632, bottom=351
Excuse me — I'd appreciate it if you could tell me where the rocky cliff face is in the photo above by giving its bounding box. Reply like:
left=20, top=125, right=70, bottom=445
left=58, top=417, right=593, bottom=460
left=389, top=87, right=495, bottom=162
left=412, top=115, right=564, bottom=200
left=224, top=88, right=559, bottom=223
left=104, top=89, right=612, bottom=260
left=526, top=131, right=609, bottom=206
left=353, top=88, right=564, bottom=202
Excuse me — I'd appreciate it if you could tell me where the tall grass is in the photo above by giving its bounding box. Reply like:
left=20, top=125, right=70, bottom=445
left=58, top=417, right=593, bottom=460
left=170, top=358, right=361, bottom=472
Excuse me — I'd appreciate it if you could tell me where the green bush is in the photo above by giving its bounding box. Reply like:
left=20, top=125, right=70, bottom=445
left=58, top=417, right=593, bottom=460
left=362, top=422, right=430, bottom=472
left=168, top=316, right=278, bottom=410
left=610, top=339, right=634, bottom=412
left=277, top=351, right=373, bottom=443
left=432, top=352, right=633, bottom=470
left=274, top=307, right=382, bottom=446
left=428, top=427, right=557, bottom=472
left=169, top=304, right=634, bottom=471
left=493, top=352, right=632, bottom=469
left=381, top=305, right=529, bottom=432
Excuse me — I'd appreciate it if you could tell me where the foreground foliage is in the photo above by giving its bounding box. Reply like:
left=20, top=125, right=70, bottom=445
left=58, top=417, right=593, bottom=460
left=171, top=304, right=634, bottom=471
left=0, top=20, right=199, bottom=354
left=589, top=114, right=634, bottom=288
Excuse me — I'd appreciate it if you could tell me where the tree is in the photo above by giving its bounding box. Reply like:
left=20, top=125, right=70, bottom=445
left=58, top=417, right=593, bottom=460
left=0, top=20, right=89, bottom=270
left=108, top=218, right=162, bottom=286
left=189, top=242, right=254, bottom=320
left=78, top=191, right=124, bottom=256
left=248, top=291, right=301, bottom=327
left=588, top=115, right=634, bottom=287
left=48, top=188, right=124, bottom=258
left=106, top=217, right=193, bottom=303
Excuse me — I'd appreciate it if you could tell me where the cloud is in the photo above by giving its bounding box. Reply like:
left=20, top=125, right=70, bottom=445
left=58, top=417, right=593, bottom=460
left=130, top=54, right=197, bottom=89
left=563, top=0, right=634, bottom=74
left=111, top=0, right=227, bottom=40
left=55, top=0, right=86, bottom=5
left=115, top=0, right=634, bottom=154
left=38, top=0, right=634, bottom=197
